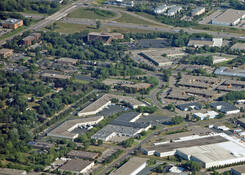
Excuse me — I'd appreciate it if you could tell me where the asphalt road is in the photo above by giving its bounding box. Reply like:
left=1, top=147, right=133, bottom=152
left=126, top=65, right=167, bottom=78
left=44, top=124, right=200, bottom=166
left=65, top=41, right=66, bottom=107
left=61, top=17, right=245, bottom=40
left=0, top=0, right=90, bottom=46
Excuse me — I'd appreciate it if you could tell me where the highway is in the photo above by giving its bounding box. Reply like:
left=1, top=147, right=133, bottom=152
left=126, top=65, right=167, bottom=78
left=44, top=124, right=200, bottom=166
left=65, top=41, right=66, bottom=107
left=0, top=0, right=89, bottom=46
left=61, top=17, right=245, bottom=40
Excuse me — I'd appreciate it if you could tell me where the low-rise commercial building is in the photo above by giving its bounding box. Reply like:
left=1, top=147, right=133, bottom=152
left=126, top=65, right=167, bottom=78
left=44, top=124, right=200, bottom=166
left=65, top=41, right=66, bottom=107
left=67, top=150, right=99, bottom=160
left=77, top=94, right=111, bottom=117
left=27, top=141, right=54, bottom=150
left=176, top=140, right=245, bottom=168
left=237, top=118, right=245, bottom=129
left=22, top=33, right=41, bottom=46
left=47, top=116, right=104, bottom=140
left=56, top=57, right=78, bottom=65
left=231, top=42, right=245, bottom=51
left=193, top=111, right=219, bottom=120
left=188, top=38, right=223, bottom=48
left=215, top=67, right=245, bottom=78
left=142, top=135, right=227, bottom=157
left=88, top=32, right=124, bottom=44
left=191, top=7, right=205, bottom=16
left=166, top=5, right=182, bottom=16
left=109, top=157, right=147, bottom=175
left=41, top=72, right=71, bottom=80
left=232, top=166, right=245, bottom=175
left=154, top=4, right=168, bottom=14
left=213, top=55, right=234, bottom=64
left=92, top=112, right=151, bottom=141
left=0, top=168, right=27, bottom=175
left=143, top=133, right=245, bottom=169
left=121, top=83, right=151, bottom=91
left=212, top=9, right=245, bottom=26
left=210, top=101, right=240, bottom=115
left=78, top=94, right=146, bottom=116
left=2, top=18, right=23, bottom=29
left=0, top=48, right=13, bottom=58
left=59, top=159, right=94, bottom=174
left=177, top=102, right=202, bottom=111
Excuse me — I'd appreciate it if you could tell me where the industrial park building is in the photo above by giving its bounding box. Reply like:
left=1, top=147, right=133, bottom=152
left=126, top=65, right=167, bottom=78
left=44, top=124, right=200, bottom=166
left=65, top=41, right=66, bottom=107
left=91, top=112, right=151, bottom=141
left=212, top=9, right=245, bottom=26
left=47, top=116, right=104, bottom=140
left=77, top=94, right=146, bottom=117
left=88, top=32, right=124, bottom=44
left=142, top=133, right=245, bottom=168
left=191, top=7, right=205, bottom=16
left=109, top=157, right=147, bottom=175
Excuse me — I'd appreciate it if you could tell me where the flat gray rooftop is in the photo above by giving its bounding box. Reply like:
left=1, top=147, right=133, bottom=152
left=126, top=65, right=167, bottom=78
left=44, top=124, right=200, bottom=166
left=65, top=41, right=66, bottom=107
left=145, top=136, right=227, bottom=153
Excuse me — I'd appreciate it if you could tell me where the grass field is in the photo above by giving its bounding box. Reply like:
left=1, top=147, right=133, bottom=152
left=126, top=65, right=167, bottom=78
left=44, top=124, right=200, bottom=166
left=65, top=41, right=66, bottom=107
left=0, top=26, right=27, bottom=41
left=47, top=21, right=151, bottom=34
left=116, top=12, right=156, bottom=26
left=67, top=7, right=116, bottom=19
left=194, top=24, right=245, bottom=35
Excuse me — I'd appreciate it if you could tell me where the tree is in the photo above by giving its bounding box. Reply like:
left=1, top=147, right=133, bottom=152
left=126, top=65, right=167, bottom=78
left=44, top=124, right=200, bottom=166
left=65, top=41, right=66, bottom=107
left=171, top=116, right=184, bottom=125
left=184, top=161, right=201, bottom=172
left=121, top=138, right=134, bottom=148
left=96, top=20, right=101, bottom=29
left=98, top=140, right=103, bottom=145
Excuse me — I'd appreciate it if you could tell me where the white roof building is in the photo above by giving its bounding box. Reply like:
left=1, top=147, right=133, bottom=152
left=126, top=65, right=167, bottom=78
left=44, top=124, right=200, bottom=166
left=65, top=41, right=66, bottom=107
left=193, top=111, right=219, bottom=120
left=176, top=140, right=245, bottom=169
left=154, top=4, right=168, bottom=14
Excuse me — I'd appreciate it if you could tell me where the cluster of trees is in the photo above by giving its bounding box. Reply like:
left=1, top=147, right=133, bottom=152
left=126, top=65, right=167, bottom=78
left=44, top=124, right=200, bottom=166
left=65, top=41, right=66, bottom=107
left=121, top=138, right=134, bottom=148
left=0, top=0, right=65, bottom=14
left=181, top=55, right=213, bottom=66
left=37, top=82, right=90, bottom=117
left=104, top=150, right=123, bottom=164
left=171, top=116, right=184, bottom=125
left=42, top=31, right=128, bottom=61
left=91, top=63, right=142, bottom=79
left=219, top=91, right=245, bottom=101
left=183, top=160, right=201, bottom=172
left=165, top=103, right=175, bottom=112
left=230, top=0, right=245, bottom=10
left=162, top=69, right=172, bottom=82
left=153, top=163, right=168, bottom=173
left=136, top=106, right=157, bottom=113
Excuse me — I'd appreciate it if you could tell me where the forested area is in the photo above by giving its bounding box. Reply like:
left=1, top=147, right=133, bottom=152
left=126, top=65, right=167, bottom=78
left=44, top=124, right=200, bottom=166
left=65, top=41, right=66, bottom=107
left=0, top=0, right=67, bottom=14
left=219, top=91, right=245, bottom=101
left=0, top=69, right=92, bottom=171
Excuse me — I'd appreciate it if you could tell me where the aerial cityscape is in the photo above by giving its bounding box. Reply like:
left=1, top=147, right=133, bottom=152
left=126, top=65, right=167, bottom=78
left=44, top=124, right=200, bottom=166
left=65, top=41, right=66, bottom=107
left=2, top=0, right=245, bottom=175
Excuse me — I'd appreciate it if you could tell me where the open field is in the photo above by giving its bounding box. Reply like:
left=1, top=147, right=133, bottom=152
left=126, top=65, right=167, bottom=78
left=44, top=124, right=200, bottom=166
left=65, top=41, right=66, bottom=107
left=67, top=7, right=116, bottom=19
left=194, top=24, right=245, bottom=35
left=116, top=12, right=157, bottom=26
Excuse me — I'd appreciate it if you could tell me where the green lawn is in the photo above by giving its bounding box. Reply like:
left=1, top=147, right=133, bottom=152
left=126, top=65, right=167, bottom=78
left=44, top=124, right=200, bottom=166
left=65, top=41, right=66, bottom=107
left=194, top=24, right=245, bottom=35
left=67, top=7, right=116, bottom=19
left=116, top=12, right=156, bottom=26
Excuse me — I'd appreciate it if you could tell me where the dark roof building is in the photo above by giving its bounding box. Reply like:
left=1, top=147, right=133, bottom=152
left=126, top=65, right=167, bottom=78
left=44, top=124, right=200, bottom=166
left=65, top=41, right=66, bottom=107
left=67, top=150, right=99, bottom=160
left=232, top=166, right=245, bottom=175
left=177, top=102, right=202, bottom=111
left=27, top=141, right=54, bottom=150
left=210, top=101, right=240, bottom=115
